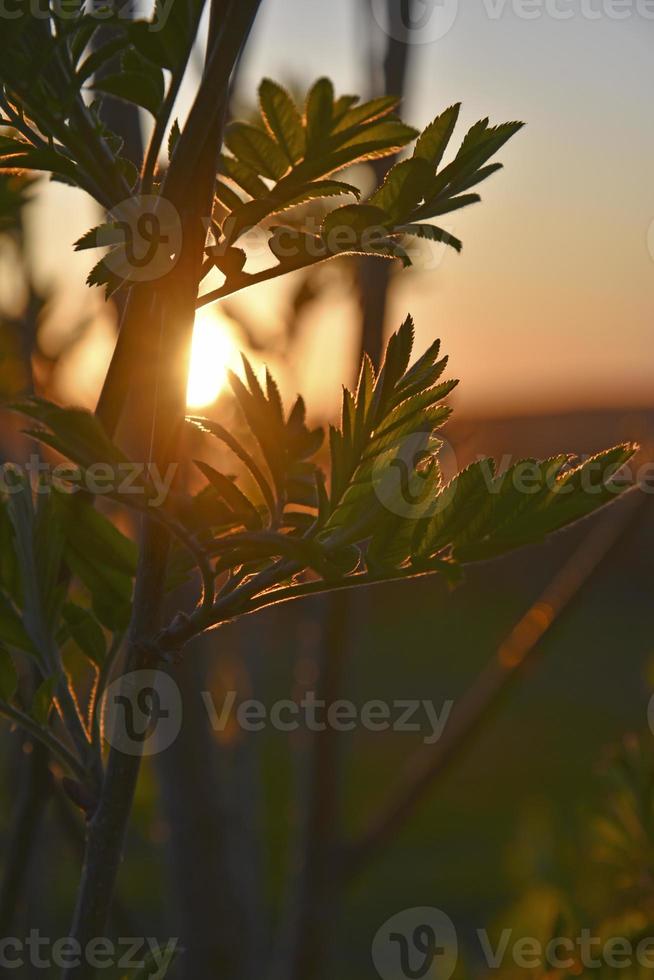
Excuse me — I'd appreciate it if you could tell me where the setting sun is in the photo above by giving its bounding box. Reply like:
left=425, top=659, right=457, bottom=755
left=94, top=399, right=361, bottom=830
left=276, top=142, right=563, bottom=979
left=186, top=308, right=240, bottom=408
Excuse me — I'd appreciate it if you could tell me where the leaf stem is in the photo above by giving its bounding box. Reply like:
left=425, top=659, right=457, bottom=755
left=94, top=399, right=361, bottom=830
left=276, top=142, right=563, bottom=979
left=196, top=254, right=324, bottom=309
left=0, top=701, right=87, bottom=783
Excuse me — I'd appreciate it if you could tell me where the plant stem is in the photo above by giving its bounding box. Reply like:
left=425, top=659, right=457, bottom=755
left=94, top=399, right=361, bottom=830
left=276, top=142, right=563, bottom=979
left=291, top=592, right=349, bottom=980
left=63, top=7, right=264, bottom=973
left=63, top=520, right=169, bottom=980
left=0, top=702, right=86, bottom=782
left=0, top=739, right=52, bottom=935
left=196, top=254, right=324, bottom=309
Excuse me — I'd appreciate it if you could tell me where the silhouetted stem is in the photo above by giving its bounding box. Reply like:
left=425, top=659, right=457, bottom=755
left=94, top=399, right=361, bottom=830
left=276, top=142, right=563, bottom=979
left=63, top=521, right=169, bottom=980
left=64, top=6, right=263, bottom=974
left=0, top=740, right=51, bottom=935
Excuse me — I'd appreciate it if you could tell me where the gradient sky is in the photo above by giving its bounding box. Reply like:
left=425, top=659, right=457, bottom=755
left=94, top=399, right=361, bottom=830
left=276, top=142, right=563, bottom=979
left=30, top=0, right=654, bottom=416
left=238, top=0, right=654, bottom=414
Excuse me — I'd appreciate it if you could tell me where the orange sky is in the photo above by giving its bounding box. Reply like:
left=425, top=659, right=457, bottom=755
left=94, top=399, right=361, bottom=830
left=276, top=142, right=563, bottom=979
left=25, top=0, right=654, bottom=418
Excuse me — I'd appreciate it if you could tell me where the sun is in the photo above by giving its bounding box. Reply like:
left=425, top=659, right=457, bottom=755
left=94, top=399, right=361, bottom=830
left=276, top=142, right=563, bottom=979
left=186, top=308, right=240, bottom=408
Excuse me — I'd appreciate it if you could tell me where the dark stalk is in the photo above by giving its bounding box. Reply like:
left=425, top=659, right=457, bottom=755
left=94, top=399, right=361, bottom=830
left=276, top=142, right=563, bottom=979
left=62, top=4, right=263, bottom=974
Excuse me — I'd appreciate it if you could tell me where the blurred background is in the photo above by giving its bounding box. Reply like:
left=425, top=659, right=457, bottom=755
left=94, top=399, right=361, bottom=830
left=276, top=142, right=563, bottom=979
left=1, top=1, right=653, bottom=977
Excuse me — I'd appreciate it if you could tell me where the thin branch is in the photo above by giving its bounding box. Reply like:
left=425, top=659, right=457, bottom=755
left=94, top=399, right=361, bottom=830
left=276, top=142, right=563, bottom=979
left=0, top=701, right=87, bottom=783
left=90, top=632, right=124, bottom=763
left=197, top=255, right=324, bottom=309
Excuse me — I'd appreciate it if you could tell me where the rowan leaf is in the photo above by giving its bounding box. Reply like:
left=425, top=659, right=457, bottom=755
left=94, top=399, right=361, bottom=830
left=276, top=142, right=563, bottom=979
left=61, top=603, right=106, bottom=667
left=259, top=78, right=306, bottom=165
left=224, top=123, right=289, bottom=182
left=368, top=158, right=434, bottom=224
left=413, top=104, right=461, bottom=168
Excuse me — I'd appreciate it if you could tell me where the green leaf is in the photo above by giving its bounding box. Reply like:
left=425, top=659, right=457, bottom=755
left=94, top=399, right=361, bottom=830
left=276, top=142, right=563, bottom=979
left=333, top=95, right=400, bottom=134
left=2, top=469, right=63, bottom=656
left=168, top=119, right=181, bottom=161
left=215, top=180, right=243, bottom=214
left=413, top=104, right=461, bottom=168
left=367, top=459, right=442, bottom=572
left=412, top=460, right=493, bottom=560
left=428, top=120, right=524, bottom=202
left=194, top=461, right=263, bottom=530
left=317, top=119, right=419, bottom=177
left=457, top=445, right=637, bottom=562
left=446, top=162, right=503, bottom=195
left=415, top=194, right=481, bottom=220
left=54, top=496, right=136, bottom=632
left=74, top=223, right=128, bottom=251
left=397, top=223, right=463, bottom=253
left=333, top=95, right=360, bottom=123
left=85, top=256, right=125, bottom=298
left=322, top=204, right=389, bottom=244
left=0, top=137, right=81, bottom=185
left=277, top=179, right=360, bottom=209
left=408, top=443, right=638, bottom=567
left=0, top=647, right=18, bottom=702
left=223, top=178, right=360, bottom=245
left=13, top=398, right=130, bottom=474
left=259, top=78, right=306, bottom=165
left=0, top=593, right=33, bottom=655
left=92, top=68, right=164, bottom=117
left=133, top=0, right=202, bottom=70
left=325, top=318, right=456, bottom=537
left=368, top=158, right=433, bottom=224
left=31, top=675, right=57, bottom=726
left=219, top=154, right=269, bottom=199
left=61, top=603, right=106, bottom=666
left=224, top=123, right=289, bottom=182
left=305, top=77, right=335, bottom=154
left=76, top=34, right=127, bottom=84
left=228, top=358, right=286, bottom=498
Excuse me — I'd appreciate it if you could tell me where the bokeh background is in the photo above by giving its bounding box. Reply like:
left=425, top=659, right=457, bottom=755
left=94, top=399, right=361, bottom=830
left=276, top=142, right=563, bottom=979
left=1, top=2, right=653, bottom=978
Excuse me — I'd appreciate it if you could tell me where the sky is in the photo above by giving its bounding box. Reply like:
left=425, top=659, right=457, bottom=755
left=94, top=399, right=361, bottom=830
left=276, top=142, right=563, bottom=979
left=27, top=0, right=654, bottom=417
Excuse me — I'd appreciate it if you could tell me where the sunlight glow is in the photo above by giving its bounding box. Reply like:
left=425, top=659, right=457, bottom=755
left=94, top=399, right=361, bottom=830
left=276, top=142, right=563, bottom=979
left=186, top=308, right=240, bottom=408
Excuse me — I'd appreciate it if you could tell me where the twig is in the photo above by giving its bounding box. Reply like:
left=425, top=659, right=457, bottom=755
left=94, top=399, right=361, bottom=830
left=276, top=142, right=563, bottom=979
left=90, top=632, right=124, bottom=762
left=0, top=701, right=87, bottom=783
left=196, top=255, right=324, bottom=309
